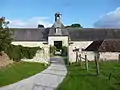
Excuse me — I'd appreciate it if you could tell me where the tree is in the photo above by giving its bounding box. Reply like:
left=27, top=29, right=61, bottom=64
left=65, top=23, right=83, bottom=28
left=0, top=17, right=12, bottom=52
left=38, top=24, right=44, bottom=28
left=65, top=25, right=71, bottom=28
left=71, top=23, right=82, bottom=28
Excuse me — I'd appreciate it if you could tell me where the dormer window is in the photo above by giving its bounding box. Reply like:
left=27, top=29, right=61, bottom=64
left=55, top=28, right=62, bottom=35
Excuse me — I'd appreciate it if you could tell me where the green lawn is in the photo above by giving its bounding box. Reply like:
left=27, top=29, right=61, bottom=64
left=58, top=61, right=120, bottom=90
left=0, top=61, right=47, bottom=86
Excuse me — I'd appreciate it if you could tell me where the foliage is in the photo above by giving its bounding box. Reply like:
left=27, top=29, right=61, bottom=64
left=65, top=25, right=71, bottom=28
left=38, top=24, right=44, bottom=28
left=5, top=45, right=41, bottom=61
left=0, top=17, right=12, bottom=52
left=65, top=23, right=83, bottom=28
left=0, top=62, right=47, bottom=86
left=50, top=45, right=56, bottom=55
left=61, top=46, right=68, bottom=56
left=71, top=23, right=82, bottom=28
left=50, top=46, right=68, bottom=56
left=0, top=17, right=42, bottom=61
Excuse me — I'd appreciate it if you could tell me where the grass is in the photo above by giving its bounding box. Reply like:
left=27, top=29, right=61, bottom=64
left=0, top=61, right=47, bottom=86
left=57, top=61, right=120, bottom=90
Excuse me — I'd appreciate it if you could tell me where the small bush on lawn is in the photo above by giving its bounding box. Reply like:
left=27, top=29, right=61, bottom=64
left=5, top=44, right=41, bottom=61
left=50, top=45, right=56, bottom=55
left=61, top=46, right=68, bottom=56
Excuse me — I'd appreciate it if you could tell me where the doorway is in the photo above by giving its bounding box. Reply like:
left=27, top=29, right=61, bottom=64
left=54, top=41, right=62, bottom=49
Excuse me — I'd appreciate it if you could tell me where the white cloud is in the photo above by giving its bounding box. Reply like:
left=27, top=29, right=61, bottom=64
left=94, top=7, right=120, bottom=28
left=7, top=17, right=52, bottom=28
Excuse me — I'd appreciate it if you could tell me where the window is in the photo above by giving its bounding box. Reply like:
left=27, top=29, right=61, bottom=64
left=55, top=28, right=62, bottom=34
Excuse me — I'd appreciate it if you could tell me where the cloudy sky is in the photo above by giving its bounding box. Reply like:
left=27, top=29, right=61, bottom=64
left=1, top=0, right=120, bottom=28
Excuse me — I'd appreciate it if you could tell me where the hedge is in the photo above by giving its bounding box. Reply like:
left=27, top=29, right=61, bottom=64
left=4, top=45, right=41, bottom=61
left=50, top=45, right=56, bottom=55
left=61, top=46, right=68, bottom=56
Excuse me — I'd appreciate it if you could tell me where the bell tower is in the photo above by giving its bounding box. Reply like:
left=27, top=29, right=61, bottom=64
left=55, top=12, right=62, bottom=23
left=52, top=12, right=64, bottom=29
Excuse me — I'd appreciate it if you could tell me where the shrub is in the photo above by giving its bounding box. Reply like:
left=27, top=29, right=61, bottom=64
left=0, top=17, right=41, bottom=62
left=61, top=46, right=68, bottom=56
left=5, top=45, right=41, bottom=61
left=50, top=45, right=56, bottom=55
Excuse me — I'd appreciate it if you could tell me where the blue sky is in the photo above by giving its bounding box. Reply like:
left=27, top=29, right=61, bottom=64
left=1, top=0, right=120, bottom=28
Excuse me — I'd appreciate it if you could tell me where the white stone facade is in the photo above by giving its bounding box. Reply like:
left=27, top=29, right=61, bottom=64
left=68, top=41, right=120, bottom=62
left=68, top=41, right=94, bottom=62
left=99, top=52, right=120, bottom=61
left=12, top=39, right=120, bottom=63
left=48, top=36, right=68, bottom=46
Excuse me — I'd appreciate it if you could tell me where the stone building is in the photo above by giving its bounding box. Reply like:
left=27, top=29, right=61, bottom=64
left=11, top=12, right=120, bottom=63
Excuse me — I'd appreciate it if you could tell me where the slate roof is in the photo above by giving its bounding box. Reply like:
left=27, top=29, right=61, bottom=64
left=85, top=39, right=120, bottom=52
left=12, top=27, right=120, bottom=41
left=48, top=28, right=69, bottom=36
left=67, top=28, right=120, bottom=41
left=52, top=20, right=64, bottom=28
left=12, top=28, right=50, bottom=41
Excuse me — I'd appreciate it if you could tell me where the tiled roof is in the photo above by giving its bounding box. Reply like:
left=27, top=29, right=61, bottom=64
left=85, top=39, right=120, bottom=52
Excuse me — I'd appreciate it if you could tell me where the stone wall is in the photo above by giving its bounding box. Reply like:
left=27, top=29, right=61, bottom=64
left=69, top=41, right=93, bottom=62
left=99, top=52, right=120, bottom=61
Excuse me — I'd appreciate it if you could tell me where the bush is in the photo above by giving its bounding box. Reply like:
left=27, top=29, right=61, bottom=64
left=50, top=45, right=56, bottom=55
left=0, top=17, right=41, bottom=62
left=5, top=45, right=41, bottom=61
left=61, top=46, right=68, bottom=56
